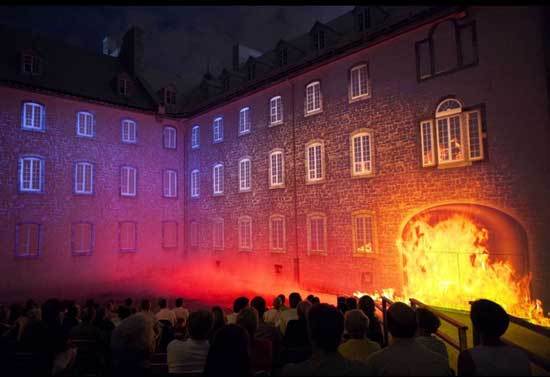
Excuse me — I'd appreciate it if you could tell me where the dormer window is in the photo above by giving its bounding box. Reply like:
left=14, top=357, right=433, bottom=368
left=279, top=46, right=288, bottom=66
left=222, top=76, right=230, bottom=90
left=164, top=88, right=176, bottom=105
left=314, top=30, right=325, bottom=51
left=357, top=8, right=371, bottom=32
left=118, top=78, right=128, bottom=96
left=248, top=61, right=256, bottom=81
left=22, top=54, right=41, bottom=75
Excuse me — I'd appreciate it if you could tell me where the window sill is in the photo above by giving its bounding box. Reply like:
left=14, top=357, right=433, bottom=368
left=239, top=130, right=251, bottom=137
left=304, top=109, right=323, bottom=118
left=351, top=172, right=375, bottom=179
left=270, top=249, right=286, bottom=254
left=191, top=146, right=200, bottom=150
left=21, top=127, right=46, bottom=133
left=213, top=193, right=224, bottom=197
left=239, top=249, right=253, bottom=253
left=15, top=254, right=40, bottom=259
left=19, top=190, right=44, bottom=194
left=349, top=93, right=371, bottom=104
left=269, top=121, right=283, bottom=128
left=74, top=192, right=94, bottom=196
left=118, top=249, right=137, bottom=253
left=352, top=253, right=378, bottom=258
left=213, top=247, right=224, bottom=252
left=308, top=251, right=327, bottom=256
left=121, top=194, right=137, bottom=198
left=305, top=179, right=325, bottom=185
left=213, top=139, right=224, bottom=144
left=72, top=252, right=93, bottom=256
left=163, top=147, right=177, bottom=151
left=163, top=196, right=178, bottom=199
left=269, top=184, right=286, bottom=190
left=76, top=134, right=95, bottom=139
left=121, top=140, right=138, bottom=145
left=239, top=189, right=252, bottom=193
left=191, top=195, right=200, bottom=199
left=436, top=160, right=472, bottom=170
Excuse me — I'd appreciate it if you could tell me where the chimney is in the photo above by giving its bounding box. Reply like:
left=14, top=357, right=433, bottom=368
left=232, top=43, right=262, bottom=71
left=119, top=27, right=144, bottom=75
left=102, top=36, right=120, bottom=57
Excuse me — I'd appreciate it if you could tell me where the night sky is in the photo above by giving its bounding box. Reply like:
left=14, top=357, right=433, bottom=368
left=0, top=5, right=353, bottom=89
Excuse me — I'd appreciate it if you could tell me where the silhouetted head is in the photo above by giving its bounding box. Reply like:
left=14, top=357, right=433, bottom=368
left=188, top=310, right=213, bottom=341
left=308, top=303, right=344, bottom=352
left=204, top=324, right=250, bottom=376
left=358, top=295, right=376, bottom=318
left=346, top=297, right=358, bottom=311
left=337, top=296, right=347, bottom=313
left=312, top=296, right=321, bottom=305
left=387, top=302, right=417, bottom=339
left=158, top=298, right=167, bottom=309
left=81, top=306, right=96, bottom=323
left=175, top=298, right=183, bottom=308
left=237, top=307, right=259, bottom=339
left=118, top=305, right=131, bottom=320
left=470, top=299, right=509, bottom=339
left=416, top=307, right=441, bottom=335
left=345, top=309, right=370, bottom=339
left=66, top=302, right=79, bottom=319
left=41, top=298, right=61, bottom=325
left=306, top=295, right=315, bottom=304
left=277, top=294, right=286, bottom=306
left=272, top=296, right=282, bottom=310
left=124, top=298, right=133, bottom=307
left=250, top=296, right=266, bottom=319
left=289, top=292, right=302, bottom=309
left=140, top=299, right=151, bottom=312
left=297, top=300, right=312, bottom=320
left=232, top=297, right=249, bottom=314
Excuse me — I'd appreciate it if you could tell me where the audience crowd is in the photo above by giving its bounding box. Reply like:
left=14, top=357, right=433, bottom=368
left=0, top=291, right=532, bottom=376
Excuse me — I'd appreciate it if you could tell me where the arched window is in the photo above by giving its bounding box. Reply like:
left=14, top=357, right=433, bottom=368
left=305, top=140, right=325, bottom=183
left=350, top=129, right=374, bottom=177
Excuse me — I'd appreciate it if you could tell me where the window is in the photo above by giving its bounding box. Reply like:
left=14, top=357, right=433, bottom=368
left=352, top=212, right=375, bottom=255
left=213, top=117, right=223, bottom=143
left=248, top=61, right=256, bottom=81
left=270, top=96, right=283, bottom=125
left=239, top=107, right=251, bottom=135
left=120, top=166, right=137, bottom=196
left=22, top=102, right=45, bottom=131
left=190, top=169, right=200, bottom=198
left=314, top=30, right=325, bottom=50
left=279, top=46, right=288, bottom=66
left=19, top=156, right=44, bottom=192
left=421, top=98, right=484, bottom=168
left=118, top=78, right=128, bottom=96
left=238, top=216, right=252, bottom=251
left=269, top=150, right=284, bottom=188
left=307, top=214, right=327, bottom=255
left=22, top=54, right=41, bottom=75
left=356, top=8, right=371, bottom=31
left=164, top=88, right=176, bottom=105
left=190, top=220, right=199, bottom=248
left=415, top=20, right=478, bottom=81
left=305, top=81, right=322, bottom=114
left=350, top=130, right=374, bottom=177
left=119, top=222, right=137, bottom=252
left=191, top=125, right=200, bottom=149
left=306, top=141, right=324, bottom=183
left=162, top=221, right=178, bottom=249
left=15, top=223, right=41, bottom=257
left=163, top=170, right=177, bottom=198
left=72, top=222, right=93, bottom=255
left=270, top=215, right=286, bottom=252
left=212, top=218, right=224, bottom=250
left=239, top=158, right=251, bottom=192
left=163, top=126, right=177, bottom=149
left=75, top=162, right=94, bottom=194
left=76, top=111, right=94, bottom=137
left=212, top=163, right=224, bottom=195
left=350, top=64, right=369, bottom=100
left=121, top=119, right=137, bottom=143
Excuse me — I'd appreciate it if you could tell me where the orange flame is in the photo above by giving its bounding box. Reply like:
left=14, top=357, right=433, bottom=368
left=355, top=214, right=549, bottom=327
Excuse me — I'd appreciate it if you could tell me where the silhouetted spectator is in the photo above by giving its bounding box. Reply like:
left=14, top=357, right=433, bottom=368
left=173, top=297, right=189, bottom=328
left=204, top=324, right=251, bottom=376
left=358, top=295, right=384, bottom=346
left=227, top=296, right=249, bottom=324
left=209, top=306, right=226, bottom=343
left=306, top=295, right=315, bottom=304
left=365, top=302, right=452, bottom=376
left=338, top=309, right=380, bottom=362
left=237, top=307, right=272, bottom=374
left=283, top=303, right=367, bottom=376
left=115, top=305, right=132, bottom=327
left=251, top=296, right=283, bottom=369
left=124, top=298, right=136, bottom=314
left=416, top=307, right=448, bottom=360
left=458, top=299, right=531, bottom=376
left=346, top=297, right=358, bottom=311
left=264, top=296, right=282, bottom=327
left=280, top=292, right=301, bottom=335
left=282, top=300, right=312, bottom=364
left=167, top=309, right=212, bottom=374
left=155, top=298, right=176, bottom=327
left=337, top=296, right=347, bottom=314
left=278, top=294, right=288, bottom=311
left=140, top=299, right=152, bottom=314
left=62, top=302, right=80, bottom=337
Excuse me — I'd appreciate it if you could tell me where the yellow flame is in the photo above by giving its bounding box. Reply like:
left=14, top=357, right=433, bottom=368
left=354, top=214, right=549, bottom=327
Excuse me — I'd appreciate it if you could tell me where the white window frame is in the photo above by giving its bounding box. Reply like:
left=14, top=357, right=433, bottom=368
left=213, top=117, right=224, bottom=143
left=19, top=156, right=44, bottom=192
left=239, top=107, right=251, bottom=135
left=212, top=218, right=224, bottom=250
left=238, top=216, right=253, bottom=251
left=121, top=119, right=137, bottom=143
left=15, top=223, right=41, bottom=257
left=162, top=221, right=178, bottom=249
left=420, top=120, right=436, bottom=167
left=350, top=130, right=374, bottom=177
left=118, top=78, right=128, bottom=96
left=72, top=222, right=94, bottom=255
left=21, top=102, right=45, bottom=131
left=74, top=161, right=94, bottom=195
left=349, top=64, right=369, bottom=100
left=164, top=126, right=177, bottom=149
left=76, top=111, right=94, bottom=137
left=307, top=213, right=327, bottom=255
left=163, top=169, right=177, bottom=198
left=120, top=166, right=137, bottom=197
left=269, top=96, right=283, bottom=125
left=119, top=221, right=137, bottom=252
left=352, top=211, right=377, bottom=256
left=269, top=215, right=286, bottom=252
left=189, top=220, right=199, bottom=248
left=269, top=149, right=285, bottom=188
left=212, top=163, right=224, bottom=195
left=22, top=54, right=41, bottom=75
left=305, top=140, right=325, bottom=183
left=190, top=169, right=200, bottom=198
left=305, top=81, right=322, bottom=115
left=238, top=157, right=252, bottom=192
left=191, top=125, right=200, bottom=149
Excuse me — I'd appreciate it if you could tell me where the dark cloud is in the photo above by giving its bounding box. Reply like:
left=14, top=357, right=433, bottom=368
left=0, top=5, right=353, bottom=90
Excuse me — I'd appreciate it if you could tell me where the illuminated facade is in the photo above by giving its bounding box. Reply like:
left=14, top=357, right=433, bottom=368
left=1, top=6, right=550, bottom=315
